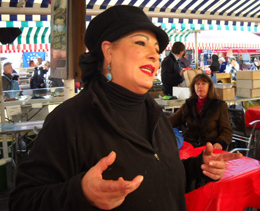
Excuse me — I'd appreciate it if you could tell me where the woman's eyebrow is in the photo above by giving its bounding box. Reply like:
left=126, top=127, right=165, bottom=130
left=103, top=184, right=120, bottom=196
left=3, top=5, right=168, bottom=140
left=129, top=34, right=159, bottom=46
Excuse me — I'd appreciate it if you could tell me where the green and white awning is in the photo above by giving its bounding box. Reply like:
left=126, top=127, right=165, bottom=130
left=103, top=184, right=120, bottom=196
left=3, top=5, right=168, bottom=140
left=0, top=21, right=50, bottom=53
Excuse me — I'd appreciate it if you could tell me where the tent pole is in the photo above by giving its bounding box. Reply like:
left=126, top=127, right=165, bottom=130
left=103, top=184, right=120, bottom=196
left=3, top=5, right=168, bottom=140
left=0, top=51, right=9, bottom=158
left=195, top=32, right=198, bottom=69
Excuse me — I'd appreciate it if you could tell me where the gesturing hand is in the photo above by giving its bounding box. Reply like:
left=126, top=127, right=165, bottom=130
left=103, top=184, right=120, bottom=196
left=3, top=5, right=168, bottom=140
left=81, top=151, right=144, bottom=210
left=201, top=142, right=243, bottom=180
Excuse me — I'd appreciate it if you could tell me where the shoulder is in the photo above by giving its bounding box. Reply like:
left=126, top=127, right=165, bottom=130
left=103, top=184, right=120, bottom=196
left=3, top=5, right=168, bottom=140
left=49, top=89, right=92, bottom=119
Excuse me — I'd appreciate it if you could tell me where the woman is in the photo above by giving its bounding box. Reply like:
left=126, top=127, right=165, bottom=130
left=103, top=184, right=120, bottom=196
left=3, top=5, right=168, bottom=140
left=169, top=73, right=232, bottom=150
left=180, top=52, right=190, bottom=68
left=9, top=5, right=241, bottom=211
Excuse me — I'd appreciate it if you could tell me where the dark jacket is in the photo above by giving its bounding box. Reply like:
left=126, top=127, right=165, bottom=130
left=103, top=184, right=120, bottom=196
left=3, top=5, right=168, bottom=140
left=168, top=98, right=232, bottom=149
left=219, top=62, right=227, bottom=73
left=9, top=79, right=207, bottom=211
left=2, top=73, right=12, bottom=90
left=161, top=53, right=184, bottom=96
left=30, top=66, right=48, bottom=89
left=210, top=55, right=220, bottom=77
left=180, top=57, right=190, bottom=68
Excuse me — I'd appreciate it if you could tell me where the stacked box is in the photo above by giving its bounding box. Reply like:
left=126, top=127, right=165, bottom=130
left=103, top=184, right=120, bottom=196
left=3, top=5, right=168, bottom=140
left=215, top=88, right=235, bottom=101
left=236, top=71, right=260, bottom=98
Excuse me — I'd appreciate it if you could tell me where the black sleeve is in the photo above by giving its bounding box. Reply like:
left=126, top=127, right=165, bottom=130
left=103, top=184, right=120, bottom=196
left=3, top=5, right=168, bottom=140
left=182, top=152, right=215, bottom=193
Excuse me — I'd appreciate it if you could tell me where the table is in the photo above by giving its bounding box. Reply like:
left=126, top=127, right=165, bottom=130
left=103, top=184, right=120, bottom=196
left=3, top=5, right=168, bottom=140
left=155, top=96, right=260, bottom=112
left=245, top=106, right=260, bottom=130
left=0, top=120, right=44, bottom=159
left=0, top=120, right=44, bottom=134
left=180, top=147, right=260, bottom=211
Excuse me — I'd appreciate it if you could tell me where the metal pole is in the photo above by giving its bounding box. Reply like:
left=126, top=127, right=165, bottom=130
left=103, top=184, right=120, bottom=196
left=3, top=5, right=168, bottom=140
left=0, top=52, right=9, bottom=158
left=195, top=32, right=198, bottom=69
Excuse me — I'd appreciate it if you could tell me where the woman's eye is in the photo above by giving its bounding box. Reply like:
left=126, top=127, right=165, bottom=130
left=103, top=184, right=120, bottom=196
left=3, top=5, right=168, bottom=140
left=135, top=41, right=145, bottom=46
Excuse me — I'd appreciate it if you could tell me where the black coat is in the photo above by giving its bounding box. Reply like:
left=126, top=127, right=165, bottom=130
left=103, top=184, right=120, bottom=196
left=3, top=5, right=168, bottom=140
left=10, top=79, right=208, bottom=211
left=30, top=66, right=48, bottom=89
left=161, top=53, right=184, bottom=96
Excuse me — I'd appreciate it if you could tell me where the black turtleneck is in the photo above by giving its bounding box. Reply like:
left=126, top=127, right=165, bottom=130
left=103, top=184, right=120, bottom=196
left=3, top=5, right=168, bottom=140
left=100, top=77, right=151, bottom=142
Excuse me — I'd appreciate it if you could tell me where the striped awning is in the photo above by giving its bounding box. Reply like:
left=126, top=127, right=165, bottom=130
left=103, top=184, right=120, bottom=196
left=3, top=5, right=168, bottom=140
left=1, top=0, right=260, bottom=53
left=1, top=0, right=260, bottom=26
left=165, top=30, right=260, bottom=52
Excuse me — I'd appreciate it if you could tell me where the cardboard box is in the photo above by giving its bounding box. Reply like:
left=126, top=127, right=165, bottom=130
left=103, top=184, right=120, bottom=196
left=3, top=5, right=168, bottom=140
left=236, top=88, right=260, bottom=98
left=236, top=80, right=260, bottom=89
left=216, top=88, right=235, bottom=101
left=237, top=71, right=260, bottom=80
left=172, top=87, right=190, bottom=99
left=184, top=69, right=203, bottom=87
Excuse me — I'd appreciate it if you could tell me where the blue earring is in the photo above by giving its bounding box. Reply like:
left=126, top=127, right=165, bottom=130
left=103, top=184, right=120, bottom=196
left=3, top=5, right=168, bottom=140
left=106, top=63, right=112, bottom=82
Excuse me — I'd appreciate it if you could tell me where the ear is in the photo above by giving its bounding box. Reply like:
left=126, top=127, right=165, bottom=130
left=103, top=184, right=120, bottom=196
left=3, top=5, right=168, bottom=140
left=101, top=41, right=113, bottom=63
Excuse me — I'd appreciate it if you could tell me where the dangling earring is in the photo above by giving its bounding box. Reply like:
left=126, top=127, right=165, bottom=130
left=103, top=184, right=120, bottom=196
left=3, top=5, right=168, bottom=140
left=106, top=63, right=112, bottom=82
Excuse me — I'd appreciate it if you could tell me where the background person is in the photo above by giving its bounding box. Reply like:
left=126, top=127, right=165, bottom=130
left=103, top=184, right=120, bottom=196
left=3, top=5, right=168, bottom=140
left=30, top=57, right=48, bottom=89
left=225, top=56, right=239, bottom=81
left=180, top=52, right=190, bottom=68
left=44, top=61, right=64, bottom=88
left=250, top=57, right=260, bottom=70
left=161, top=41, right=186, bottom=96
left=28, top=60, right=35, bottom=68
left=218, top=57, right=227, bottom=73
left=209, top=54, right=220, bottom=77
left=2, top=62, right=20, bottom=91
left=168, top=73, right=232, bottom=150
left=9, top=5, right=242, bottom=211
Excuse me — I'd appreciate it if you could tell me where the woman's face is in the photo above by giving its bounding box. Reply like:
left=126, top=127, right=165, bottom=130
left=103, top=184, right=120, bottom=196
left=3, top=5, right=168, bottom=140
left=195, top=79, right=209, bottom=99
left=104, top=30, right=160, bottom=94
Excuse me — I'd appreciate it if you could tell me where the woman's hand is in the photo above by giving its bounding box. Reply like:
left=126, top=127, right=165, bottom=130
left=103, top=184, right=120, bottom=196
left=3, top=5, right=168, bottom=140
left=213, top=143, right=222, bottom=150
left=81, top=151, right=144, bottom=210
left=201, top=142, right=243, bottom=180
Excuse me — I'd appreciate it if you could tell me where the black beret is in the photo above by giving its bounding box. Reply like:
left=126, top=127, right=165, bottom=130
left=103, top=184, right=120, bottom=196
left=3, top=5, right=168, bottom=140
left=85, top=5, right=169, bottom=57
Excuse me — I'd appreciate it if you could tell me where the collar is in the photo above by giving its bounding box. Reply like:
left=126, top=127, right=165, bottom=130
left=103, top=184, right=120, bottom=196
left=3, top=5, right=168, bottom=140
left=171, top=52, right=180, bottom=60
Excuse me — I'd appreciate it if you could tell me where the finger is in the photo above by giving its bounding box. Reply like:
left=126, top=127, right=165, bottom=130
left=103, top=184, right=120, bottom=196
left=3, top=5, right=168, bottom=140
left=99, top=175, right=144, bottom=193
left=201, top=161, right=227, bottom=173
left=95, top=151, right=117, bottom=174
left=202, top=169, right=224, bottom=180
left=213, top=143, right=222, bottom=150
left=218, top=152, right=243, bottom=162
left=204, top=142, right=213, bottom=156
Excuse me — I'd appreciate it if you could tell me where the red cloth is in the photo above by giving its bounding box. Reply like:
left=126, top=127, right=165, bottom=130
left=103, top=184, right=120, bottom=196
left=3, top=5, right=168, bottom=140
left=179, top=141, right=194, bottom=150
left=245, top=106, right=260, bottom=130
left=181, top=147, right=260, bottom=211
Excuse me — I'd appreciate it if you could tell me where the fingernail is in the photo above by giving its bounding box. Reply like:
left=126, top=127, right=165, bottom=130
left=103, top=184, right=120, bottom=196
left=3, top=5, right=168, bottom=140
left=209, top=161, right=213, bottom=166
left=139, top=176, right=144, bottom=183
left=108, top=151, right=115, bottom=158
